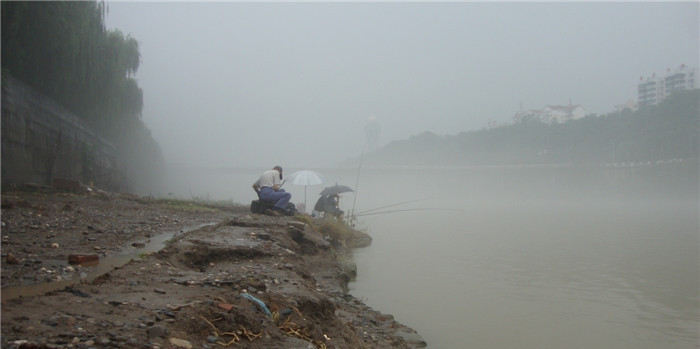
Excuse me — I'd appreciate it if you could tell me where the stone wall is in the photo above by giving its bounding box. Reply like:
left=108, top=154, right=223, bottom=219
left=2, top=76, right=123, bottom=191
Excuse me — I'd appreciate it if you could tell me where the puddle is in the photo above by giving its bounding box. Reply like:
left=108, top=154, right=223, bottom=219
left=1, top=223, right=214, bottom=302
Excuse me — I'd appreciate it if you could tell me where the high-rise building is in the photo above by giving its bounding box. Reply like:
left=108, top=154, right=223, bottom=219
left=638, top=64, right=697, bottom=107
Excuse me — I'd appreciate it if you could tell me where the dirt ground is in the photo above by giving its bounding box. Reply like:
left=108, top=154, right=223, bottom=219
left=1, top=185, right=426, bottom=349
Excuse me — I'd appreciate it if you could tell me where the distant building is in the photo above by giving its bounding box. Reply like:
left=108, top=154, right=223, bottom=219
left=513, top=103, right=586, bottom=124
left=364, top=117, right=380, bottom=152
left=638, top=64, right=697, bottom=107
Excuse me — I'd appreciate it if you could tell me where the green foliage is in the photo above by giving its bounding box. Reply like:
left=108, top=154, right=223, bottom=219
left=361, top=90, right=699, bottom=166
left=2, top=1, right=142, bottom=131
left=316, top=218, right=357, bottom=243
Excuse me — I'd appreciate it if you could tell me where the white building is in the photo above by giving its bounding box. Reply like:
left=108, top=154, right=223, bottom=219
left=638, top=64, right=697, bottom=107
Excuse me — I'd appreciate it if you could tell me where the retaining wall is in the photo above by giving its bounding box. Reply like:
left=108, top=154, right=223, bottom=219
left=1, top=76, right=124, bottom=191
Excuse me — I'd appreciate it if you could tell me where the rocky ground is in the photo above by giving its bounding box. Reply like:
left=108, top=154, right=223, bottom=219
left=1, top=185, right=426, bottom=349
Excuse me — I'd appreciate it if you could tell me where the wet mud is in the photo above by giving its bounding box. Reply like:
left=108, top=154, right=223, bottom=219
left=1, top=186, right=426, bottom=348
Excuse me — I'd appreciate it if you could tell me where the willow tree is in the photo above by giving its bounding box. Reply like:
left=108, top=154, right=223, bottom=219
left=2, top=0, right=143, bottom=138
left=2, top=0, right=163, bottom=194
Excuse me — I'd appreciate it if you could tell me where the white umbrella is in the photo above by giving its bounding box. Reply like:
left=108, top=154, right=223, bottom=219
left=286, top=170, right=325, bottom=211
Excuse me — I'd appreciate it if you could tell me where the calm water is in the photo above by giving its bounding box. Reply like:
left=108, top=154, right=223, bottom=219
left=346, top=166, right=699, bottom=349
left=165, top=163, right=699, bottom=349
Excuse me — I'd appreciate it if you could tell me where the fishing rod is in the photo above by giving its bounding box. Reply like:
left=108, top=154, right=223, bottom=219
left=354, top=207, right=462, bottom=217
left=354, top=197, right=435, bottom=215
left=349, top=153, right=363, bottom=219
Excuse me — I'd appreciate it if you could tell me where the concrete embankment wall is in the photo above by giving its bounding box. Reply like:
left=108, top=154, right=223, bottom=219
left=1, top=76, right=123, bottom=191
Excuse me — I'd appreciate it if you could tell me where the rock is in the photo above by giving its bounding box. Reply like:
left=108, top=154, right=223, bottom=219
left=288, top=221, right=306, bottom=230
left=168, top=337, right=192, bottom=349
left=377, top=313, right=394, bottom=322
left=40, top=319, right=58, bottom=327
left=394, top=329, right=427, bottom=348
left=6, top=252, right=20, bottom=264
left=131, top=242, right=145, bottom=248
left=217, top=303, right=234, bottom=311
left=68, top=254, right=99, bottom=264
left=154, top=288, right=167, bottom=294
left=146, top=325, right=166, bottom=338
left=50, top=242, right=59, bottom=249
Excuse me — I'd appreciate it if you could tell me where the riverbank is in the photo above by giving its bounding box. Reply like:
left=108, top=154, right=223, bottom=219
left=0, top=185, right=426, bottom=348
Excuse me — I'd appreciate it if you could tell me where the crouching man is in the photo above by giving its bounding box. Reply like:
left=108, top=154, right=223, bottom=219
left=252, top=165, right=292, bottom=216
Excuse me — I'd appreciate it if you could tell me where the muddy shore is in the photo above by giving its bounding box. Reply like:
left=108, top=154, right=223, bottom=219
left=1, top=185, right=426, bottom=348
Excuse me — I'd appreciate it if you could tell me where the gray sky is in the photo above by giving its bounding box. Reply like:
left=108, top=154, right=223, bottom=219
left=105, top=1, right=698, bottom=169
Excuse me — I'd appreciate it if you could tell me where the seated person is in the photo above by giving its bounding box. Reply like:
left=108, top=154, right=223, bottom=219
left=314, top=194, right=344, bottom=221
left=252, top=165, right=291, bottom=216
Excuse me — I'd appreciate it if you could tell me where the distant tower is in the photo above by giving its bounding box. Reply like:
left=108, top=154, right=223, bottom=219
left=364, top=117, right=380, bottom=152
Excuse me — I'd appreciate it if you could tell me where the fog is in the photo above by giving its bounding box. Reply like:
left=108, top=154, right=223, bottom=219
left=105, top=2, right=698, bottom=172
left=347, top=167, right=699, bottom=348
left=104, top=5, right=699, bottom=347
left=160, top=164, right=698, bottom=348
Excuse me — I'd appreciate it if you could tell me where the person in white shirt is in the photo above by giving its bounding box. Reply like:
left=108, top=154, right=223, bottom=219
left=252, top=165, right=292, bottom=215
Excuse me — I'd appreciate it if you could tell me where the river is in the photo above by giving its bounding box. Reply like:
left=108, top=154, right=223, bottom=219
left=166, top=162, right=699, bottom=349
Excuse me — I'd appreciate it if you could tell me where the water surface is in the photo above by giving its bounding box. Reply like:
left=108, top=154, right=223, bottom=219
left=347, top=165, right=698, bottom=349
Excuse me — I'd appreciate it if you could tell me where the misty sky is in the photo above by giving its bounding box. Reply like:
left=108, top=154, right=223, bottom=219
left=105, top=1, right=698, bottom=169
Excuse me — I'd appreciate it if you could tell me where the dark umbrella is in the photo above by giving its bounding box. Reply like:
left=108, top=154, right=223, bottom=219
left=319, top=184, right=354, bottom=196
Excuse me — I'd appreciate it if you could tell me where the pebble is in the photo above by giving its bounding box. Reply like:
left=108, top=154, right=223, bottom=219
left=169, top=338, right=192, bottom=349
left=6, top=252, right=19, bottom=264
left=146, top=325, right=166, bottom=338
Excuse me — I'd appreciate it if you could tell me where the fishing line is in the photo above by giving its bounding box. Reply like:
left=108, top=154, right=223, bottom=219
left=354, top=197, right=435, bottom=215
left=354, top=207, right=462, bottom=217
